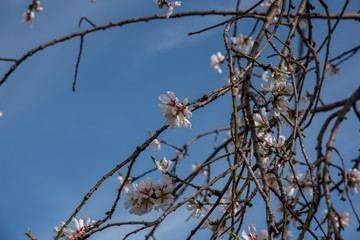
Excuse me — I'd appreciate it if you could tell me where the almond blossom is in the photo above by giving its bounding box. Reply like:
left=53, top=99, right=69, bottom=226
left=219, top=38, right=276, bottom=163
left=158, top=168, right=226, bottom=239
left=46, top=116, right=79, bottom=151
left=210, top=52, right=225, bottom=74
left=150, top=139, right=161, bottom=151
left=348, top=168, right=360, bottom=194
left=241, top=223, right=268, bottom=240
left=22, top=11, right=35, bottom=26
left=269, top=96, right=290, bottom=118
left=321, top=210, right=350, bottom=228
left=158, top=91, right=192, bottom=129
left=53, top=216, right=96, bottom=240
left=166, top=1, right=181, bottom=18
left=123, top=176, right=175, bottom=215
left=118, top=174, right=132, bottom=193
left=231, top=34, right=254, bottom=54
left=155, top=157, right=173, bottom=173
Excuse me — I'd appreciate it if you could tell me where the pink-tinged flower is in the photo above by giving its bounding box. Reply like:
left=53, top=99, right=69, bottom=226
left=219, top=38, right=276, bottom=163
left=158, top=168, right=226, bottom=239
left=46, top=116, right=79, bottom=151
left=260, top=0, right=280, bottom=22
left=150, top=139, right=161, bottom=151
left=22, top=11, right=35, bottom=26
left=53, top=216, right=96, bottom=240
left=124, top=178, right=155, bottom=216
left=325, top=62, right=341, bottom=78
left=123, top=176, right=175, bottom=215
left=339, top=212, right=350, bottom=227
left=158, top=91, right=192, bottom=129
left=271, top=71, right=289, bottom=83
left=210, top=52, right=225, bottom=74
left=231, top=34, right=254, bottom=54
left=166, top=1, right=181, bottom=18
left=155, top=157, right=173, bottom=173
left=153, top=178, right=175, bottom=211
left=241, top=223, right=268, bottom=240
left=348, top=168, right=360, bottom=194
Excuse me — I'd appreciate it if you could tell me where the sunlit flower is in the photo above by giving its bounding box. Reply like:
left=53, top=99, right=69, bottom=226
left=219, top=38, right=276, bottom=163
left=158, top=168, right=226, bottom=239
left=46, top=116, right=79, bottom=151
left=150, top=139, right=161, bottom=151
left=261, top=71, right=270, bottom=82
left=158, top=91, right=192, bottom=129
left=53, top=216, right=96, bottom=240
left=231, top=34, right=254, bottom=54
left=210, top=52, right=225, bottom=74
left=124, top=178, right=155, bottom=216
left=241, top=223, right=268, bottom=240
left=155, top=157, right=173, bottom=173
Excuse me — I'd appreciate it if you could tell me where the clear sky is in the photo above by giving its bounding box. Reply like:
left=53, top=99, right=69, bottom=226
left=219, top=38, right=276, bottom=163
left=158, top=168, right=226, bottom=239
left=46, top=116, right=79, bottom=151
left=0, top=1, right=359, bottom=240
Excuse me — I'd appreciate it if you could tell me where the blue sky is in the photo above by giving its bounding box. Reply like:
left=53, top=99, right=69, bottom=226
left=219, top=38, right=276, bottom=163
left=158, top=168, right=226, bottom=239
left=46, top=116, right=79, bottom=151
left=0, top=0, right=359, bottom=239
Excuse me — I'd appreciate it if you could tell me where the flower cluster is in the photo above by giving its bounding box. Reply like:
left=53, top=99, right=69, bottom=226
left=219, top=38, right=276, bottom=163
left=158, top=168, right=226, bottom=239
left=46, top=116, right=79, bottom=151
left=210, top=52, right=225, bottom=74
left=260, top=0, right=280, bottom=22
left=231, top=34, right=254, bottom=54
left=53, top=216, right=96, bottom=240
left=158, top=91, right=192, bottom=129
left=153, top=0, right=181, bottom=18
left=261, top=70, right=293, bottom=121
left=124, top=175, right=175, bottom=215
left=348, top=168, right=360, bottom=194
left=22, top=1, right=43, bottom=27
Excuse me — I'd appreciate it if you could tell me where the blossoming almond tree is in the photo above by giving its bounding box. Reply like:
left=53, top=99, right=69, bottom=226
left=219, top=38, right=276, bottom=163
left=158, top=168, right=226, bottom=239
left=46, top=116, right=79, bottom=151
left=1, top=0, right=360, bottom=240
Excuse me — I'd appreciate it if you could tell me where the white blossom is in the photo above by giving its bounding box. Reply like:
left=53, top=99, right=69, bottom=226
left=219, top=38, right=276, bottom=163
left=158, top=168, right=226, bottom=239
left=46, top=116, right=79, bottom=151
left=231, top=34, right=254, bottom=54
left=158, top=91, right=192, bottom=129
left=123, top=176, right=175, bottom=215
left=118, top=175, right=132, bottom=193
left=53, top=217, right=95, bottom=240
left=22, top=11, right=35, bottom=27
left=33, top=1, right=43, bottom=12
left=210, top=52, right=225, bottom=74
left=166, top=1, right=181, bottom=18
left=348, top=168, right=360, bottom=194
left=150, top=139, right=161, bottom=151
left=322, top=210, right=350, bottom=228
left=155, top=157, right=173, bottom=173
left=270, top=97, right=290, bottom=118
left=241, top=223, right=268, bottom=240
